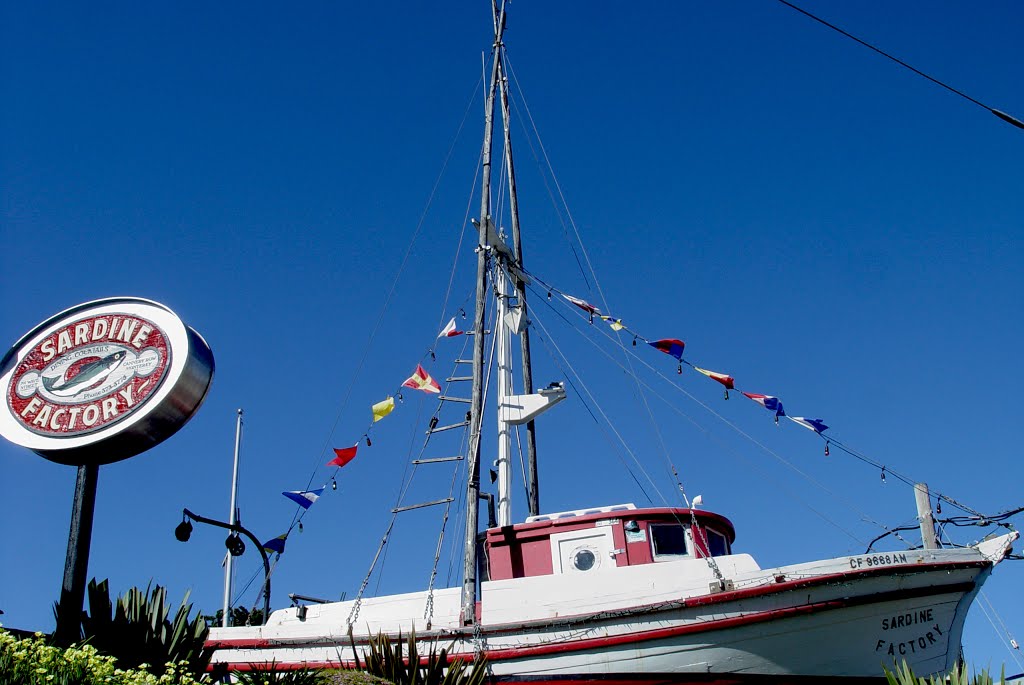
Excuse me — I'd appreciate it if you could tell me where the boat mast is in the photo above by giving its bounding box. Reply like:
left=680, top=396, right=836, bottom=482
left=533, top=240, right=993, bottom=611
left=497, top=44, right=541, bottom=518
left=462, top=0, right=507, bottom=627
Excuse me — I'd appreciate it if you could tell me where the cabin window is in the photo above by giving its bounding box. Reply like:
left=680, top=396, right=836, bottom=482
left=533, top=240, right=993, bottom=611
left=706, top=527, right=730, bottom=556
left=650, top=523, right=688, bottom=559
left=573, top=548, right=597, bottom=571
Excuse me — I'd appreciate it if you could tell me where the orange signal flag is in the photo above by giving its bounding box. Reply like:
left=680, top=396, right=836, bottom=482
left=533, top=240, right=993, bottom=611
left=693, top=366, right=735, bottom=390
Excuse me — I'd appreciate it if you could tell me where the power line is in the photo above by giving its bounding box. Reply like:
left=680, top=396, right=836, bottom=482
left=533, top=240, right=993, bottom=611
left=774, top=0, right=1024, bottom=131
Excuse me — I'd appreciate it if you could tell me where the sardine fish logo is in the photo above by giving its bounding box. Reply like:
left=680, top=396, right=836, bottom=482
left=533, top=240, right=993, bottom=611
left=7, top=313, right=171, bottom=437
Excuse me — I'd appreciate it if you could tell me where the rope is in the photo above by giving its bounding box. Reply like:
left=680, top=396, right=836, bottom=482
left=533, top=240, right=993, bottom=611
left=503, top=53, right=590, bottom=289
left=977, top=591, right=1024, bottom=672
left=521, top=266, right=998, bottom=534
left=529, top=285, right=869, bottom=547
left=528, top=304, right=658, bottom=505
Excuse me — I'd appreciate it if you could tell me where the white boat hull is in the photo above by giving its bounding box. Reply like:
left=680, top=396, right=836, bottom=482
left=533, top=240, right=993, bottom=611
left=208, top=533, right=1016, bottom=681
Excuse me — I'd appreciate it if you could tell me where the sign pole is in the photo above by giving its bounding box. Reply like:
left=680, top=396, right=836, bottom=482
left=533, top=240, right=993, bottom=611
left=54, top=463, right=99, bottom=646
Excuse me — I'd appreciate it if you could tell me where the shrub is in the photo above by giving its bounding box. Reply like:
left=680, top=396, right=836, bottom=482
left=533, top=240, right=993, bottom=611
left=0, top=627, right=205, bottom=685
left=361, top=631, right=488, bottom=685
left=232, top=662, right=327, bottom=685
left=55, top=578, right=212, bottom=678
left=883, top=659, right=1008, bottom=685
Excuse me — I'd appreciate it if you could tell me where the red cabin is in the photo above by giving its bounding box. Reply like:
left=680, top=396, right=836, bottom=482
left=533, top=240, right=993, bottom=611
left=483, top=504, right=737, bottom=581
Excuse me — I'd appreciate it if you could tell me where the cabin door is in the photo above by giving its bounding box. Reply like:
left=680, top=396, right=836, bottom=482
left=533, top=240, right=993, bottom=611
left=549, top=527, right=616, bottom=575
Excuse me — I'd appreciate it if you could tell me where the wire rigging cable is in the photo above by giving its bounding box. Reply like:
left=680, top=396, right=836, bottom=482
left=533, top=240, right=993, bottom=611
left=773, top=0, right=1024, bottom=131
left=504, top=51, right=692, bottom=509
left=529, top=283, right=870, bottom=547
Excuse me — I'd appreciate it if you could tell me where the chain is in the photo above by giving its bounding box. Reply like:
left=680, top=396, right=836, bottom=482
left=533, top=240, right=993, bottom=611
left=347, top=523, right=395, bottom=629
left=472, top=616, right=485, bottom=659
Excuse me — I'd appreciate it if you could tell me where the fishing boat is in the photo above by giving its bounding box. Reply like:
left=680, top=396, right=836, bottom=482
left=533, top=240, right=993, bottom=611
left=207, top=4, right=1018, bottom=681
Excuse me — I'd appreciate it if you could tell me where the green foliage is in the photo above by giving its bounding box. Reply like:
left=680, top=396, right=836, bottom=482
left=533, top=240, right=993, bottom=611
left=360, top=631, right=488, bottom=685
left=883, top=660, right=1008, bottom=685
left=0, top=627, right=206, bottom=685
left=57, top=578, right=212, bottom=678
left=232, top=661, right=327, bottom=685
left=204, top=606, right=265, bottom=628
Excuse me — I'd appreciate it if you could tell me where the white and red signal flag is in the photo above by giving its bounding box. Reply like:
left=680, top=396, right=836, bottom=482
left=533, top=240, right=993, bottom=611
left=563, top=293, right=600, bottom=315
left=402, top=364, right=441, bottom=393
left=438, top=317, right=464, bottom=338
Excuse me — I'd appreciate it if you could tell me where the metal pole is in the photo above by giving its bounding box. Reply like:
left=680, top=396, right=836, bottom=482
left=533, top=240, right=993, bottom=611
left=184, top=508, right=270, bottom=623
left=462, top=0, right=506, bottom=627
left=222, top=409, right=243, bottom=627
left=54, top=463, right=99, bottom=646
left=497, top=54, right=540, bottom=517
left=915, top=483, right=939, bottom=550
left=495, top=267, right=513, bottom=526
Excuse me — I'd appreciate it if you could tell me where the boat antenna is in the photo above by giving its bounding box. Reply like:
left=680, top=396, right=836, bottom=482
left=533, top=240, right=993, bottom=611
left=222, top=408, right=243, bottom=627
left=462, top=0, right=508, bottom=627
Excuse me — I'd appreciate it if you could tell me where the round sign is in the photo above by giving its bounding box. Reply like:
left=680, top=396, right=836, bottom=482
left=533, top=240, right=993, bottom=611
left=0, top=297, right=214, bottom=465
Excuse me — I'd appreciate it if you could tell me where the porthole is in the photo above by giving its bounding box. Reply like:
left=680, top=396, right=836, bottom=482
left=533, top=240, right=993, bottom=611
left=573, top=548, right=597, bottom=571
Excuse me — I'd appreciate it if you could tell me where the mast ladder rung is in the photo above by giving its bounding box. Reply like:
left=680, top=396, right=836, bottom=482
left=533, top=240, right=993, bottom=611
left=439, top=395, right=471, bottom=404
left=445, top=376, right=473, bottom=383
left=392, top=497, right=455, bottom=513
left=411, top=456, right=464, bottom=464
left=427, top=420, right=470, bottom=435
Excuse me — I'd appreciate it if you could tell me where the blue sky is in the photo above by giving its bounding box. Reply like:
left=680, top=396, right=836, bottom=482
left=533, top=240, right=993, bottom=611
left=2, top=0, right=1022, bottom=673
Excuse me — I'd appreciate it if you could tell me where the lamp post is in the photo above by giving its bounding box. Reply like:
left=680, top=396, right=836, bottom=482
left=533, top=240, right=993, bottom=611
left=175, top=507, right=270, bottom=623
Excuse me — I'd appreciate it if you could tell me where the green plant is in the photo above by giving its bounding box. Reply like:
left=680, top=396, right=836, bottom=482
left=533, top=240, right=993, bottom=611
left=360, top=630, right=488, bottom=685
left=204, top=606, right=265, bottom=628
left=0, top=627, right=206, bottom=685
left=232, top=661, right=327, bottom=685
left=883, top=659, right=1008, bottom=685
left=54, top=578, right=212, bottom=678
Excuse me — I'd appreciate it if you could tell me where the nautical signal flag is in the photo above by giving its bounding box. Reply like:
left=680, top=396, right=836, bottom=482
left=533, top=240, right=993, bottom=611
left=789, top=417, right=829, bottom=434
left=263, top=534, right=287, bottom=555
left=372, top=396, right=395, bottom=422
left=282, top=488, right=324, bottom=510
left=600, top=315, right=625, bottom=331
left=438, top=318, right=464, bottom=338
left=742, top=392, right=785, bottom=418
left=329, top=445, right=358, bottom=468
left=563, top=293, right=600, bottom=315
left=649, top=339, right=686, bottom=360
left=694, top=367, right=735, bottom=390
left=403, top=364, right=441, bottom=394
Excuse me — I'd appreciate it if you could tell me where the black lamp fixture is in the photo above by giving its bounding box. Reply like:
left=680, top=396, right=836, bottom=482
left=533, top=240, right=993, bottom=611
left=225, top=533, right=245, bottom=557
left=174, top=507, right=272, bottom=622
left=175, top=516, right=193, bottom=542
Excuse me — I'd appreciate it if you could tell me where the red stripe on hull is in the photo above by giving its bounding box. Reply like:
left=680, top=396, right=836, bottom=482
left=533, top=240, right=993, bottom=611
left=219, top=664, right=885, bottom=684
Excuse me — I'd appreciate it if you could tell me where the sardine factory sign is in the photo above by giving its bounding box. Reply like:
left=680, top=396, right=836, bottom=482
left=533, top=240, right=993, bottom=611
left=0, top=297, right=214, bottom=465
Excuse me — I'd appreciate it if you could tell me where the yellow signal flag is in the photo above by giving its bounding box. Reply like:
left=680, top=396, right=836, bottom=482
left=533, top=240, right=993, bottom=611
left=600, top=315, right=625, bottom=331
left=372, top=396, right=396, bottom=422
